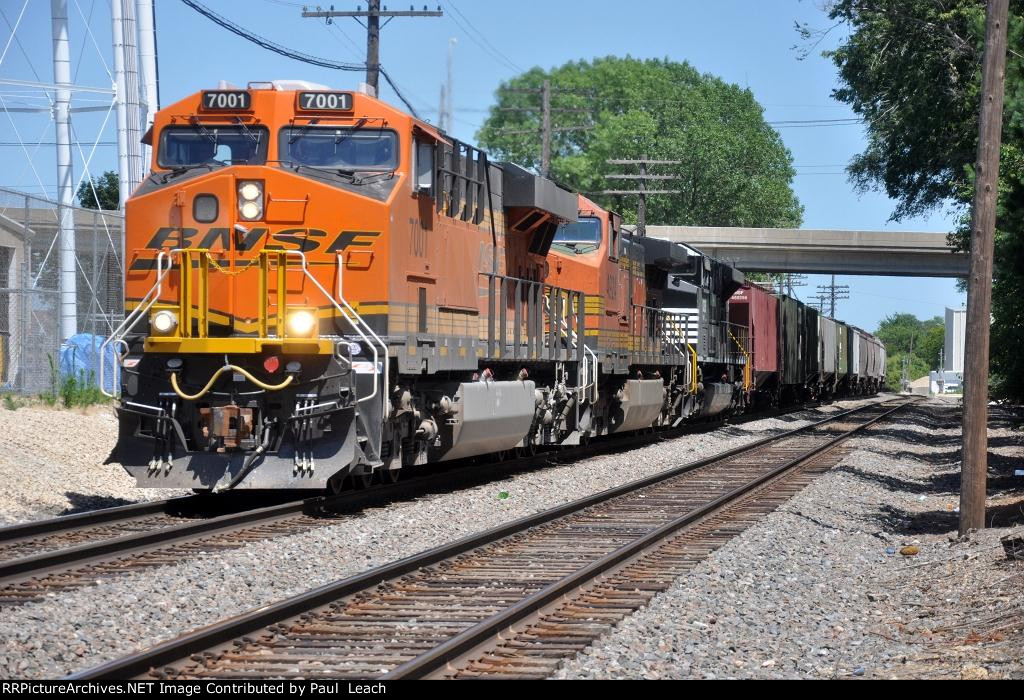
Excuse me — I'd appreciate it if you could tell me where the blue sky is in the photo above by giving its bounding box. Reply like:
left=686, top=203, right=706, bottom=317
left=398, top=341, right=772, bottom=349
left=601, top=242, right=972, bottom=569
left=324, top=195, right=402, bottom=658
left=0, top=0, right=965, bottom=332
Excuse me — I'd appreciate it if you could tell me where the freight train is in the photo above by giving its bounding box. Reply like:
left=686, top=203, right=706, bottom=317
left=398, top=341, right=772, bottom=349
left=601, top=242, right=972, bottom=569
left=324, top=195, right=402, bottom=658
left=103, top=81, right=885, bottom=493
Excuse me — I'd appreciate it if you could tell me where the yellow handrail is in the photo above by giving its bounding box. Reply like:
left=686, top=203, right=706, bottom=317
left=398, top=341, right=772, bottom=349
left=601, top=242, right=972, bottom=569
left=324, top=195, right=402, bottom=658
left=728, top=328, right=752, bottom=392
left=687, top=343, right=698, bottom=394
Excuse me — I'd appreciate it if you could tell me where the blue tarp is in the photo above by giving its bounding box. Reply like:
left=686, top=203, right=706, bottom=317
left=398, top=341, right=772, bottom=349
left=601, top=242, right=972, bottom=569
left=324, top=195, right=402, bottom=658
left=59, top=333, right=119, bottom=393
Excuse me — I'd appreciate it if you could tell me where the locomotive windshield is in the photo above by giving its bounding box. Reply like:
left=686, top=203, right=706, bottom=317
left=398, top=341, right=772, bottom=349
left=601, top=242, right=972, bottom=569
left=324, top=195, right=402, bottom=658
left=279, top=126, right=399, bottom=171
left=157, top=125, right=269, bottom=168
left=552, top=217, right=602, bottom=251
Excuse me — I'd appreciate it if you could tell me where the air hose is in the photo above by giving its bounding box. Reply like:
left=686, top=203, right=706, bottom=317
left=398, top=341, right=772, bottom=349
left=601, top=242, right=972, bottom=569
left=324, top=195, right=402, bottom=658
left=213, top=425, right=273, bottom=493
left=169, top=364, right=294, bottom=401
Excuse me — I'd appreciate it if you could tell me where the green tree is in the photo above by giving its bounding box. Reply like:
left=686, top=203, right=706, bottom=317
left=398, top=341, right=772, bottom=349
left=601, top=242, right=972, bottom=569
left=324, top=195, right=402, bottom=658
left=875, top=313, right=925, bottom=356
left=821, top=0, right=1024, bottom=400
left=477, top=57, right=803, bottom=228
left=918, top=319, right=947, bottom=369
left=875, top=312, right=945, bottom=372
left=885, top=351, right=930, bottom=391
left=76, top=170, right=119, bottom=210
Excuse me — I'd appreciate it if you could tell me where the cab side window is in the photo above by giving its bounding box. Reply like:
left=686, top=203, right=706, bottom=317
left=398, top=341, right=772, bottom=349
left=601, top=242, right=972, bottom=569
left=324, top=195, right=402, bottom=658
left=608, top=220, right=618, bottom=261
left=414, top=139, right=434, bottom=197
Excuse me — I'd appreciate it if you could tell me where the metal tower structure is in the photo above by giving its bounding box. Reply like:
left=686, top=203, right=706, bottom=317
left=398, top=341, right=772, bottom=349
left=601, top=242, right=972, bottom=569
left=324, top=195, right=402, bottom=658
left=0, top=1, right=158, bottom=340
left=445, top=37, right=455, bottom=132
left=50, top=0, right=77, bottom=340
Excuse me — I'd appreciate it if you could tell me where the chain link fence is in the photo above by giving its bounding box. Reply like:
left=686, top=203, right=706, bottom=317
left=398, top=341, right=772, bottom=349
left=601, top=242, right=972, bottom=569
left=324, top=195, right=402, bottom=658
left=0, top=187, right=123, bottom=395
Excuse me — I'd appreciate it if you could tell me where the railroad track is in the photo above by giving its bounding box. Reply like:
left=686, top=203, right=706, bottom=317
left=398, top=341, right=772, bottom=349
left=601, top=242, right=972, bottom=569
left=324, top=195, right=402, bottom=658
left=0, top=491, right=310, bottom=563
left=0, top=398, right=841, bottom=606
left=70, top=396, right=912, bottom=680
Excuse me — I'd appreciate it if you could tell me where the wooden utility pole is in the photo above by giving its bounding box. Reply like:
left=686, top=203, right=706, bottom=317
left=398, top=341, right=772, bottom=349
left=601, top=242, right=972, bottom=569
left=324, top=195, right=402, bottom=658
left=815, top=275, right=850, bottom=317
left=960, top=0, right=1009, bottom=535
left=498, top=83, right=593, bottom=178
left=301, top=3, right=442, bottom=94
left=603, top=158, right=682, bottom=237
left=541, top=80, right=552, bottom=177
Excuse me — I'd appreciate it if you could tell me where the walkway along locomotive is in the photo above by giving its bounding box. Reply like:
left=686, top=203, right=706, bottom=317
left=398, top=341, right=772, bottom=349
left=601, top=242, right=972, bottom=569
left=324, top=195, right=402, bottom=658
left=103, top=81, right=884, bottom=493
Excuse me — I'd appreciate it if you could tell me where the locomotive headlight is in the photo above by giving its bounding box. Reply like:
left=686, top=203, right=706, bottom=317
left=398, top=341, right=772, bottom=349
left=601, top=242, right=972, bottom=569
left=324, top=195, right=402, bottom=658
left=240, top=201, right=261, bottom=220
left=286, top=309, right=317, bottom=338
left=239, top=182, right=261, bottom=201
left=237, top=180, right=263, bottom=221
left=151, top=309, right=178, bottom=335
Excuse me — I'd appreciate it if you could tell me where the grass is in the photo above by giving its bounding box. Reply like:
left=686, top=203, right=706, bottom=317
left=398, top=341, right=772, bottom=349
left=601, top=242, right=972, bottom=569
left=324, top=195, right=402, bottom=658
left=0, top=354, right=111, bottom=411
left=35, top=354, right=110, bottom=409
left=58, top=372, right=109, bottom=408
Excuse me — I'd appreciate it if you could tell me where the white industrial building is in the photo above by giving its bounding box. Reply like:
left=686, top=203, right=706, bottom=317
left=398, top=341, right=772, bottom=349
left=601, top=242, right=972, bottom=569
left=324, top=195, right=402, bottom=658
left=928, top=307, right=966, bottom=395
left=943, top=307, right=966, bottom=373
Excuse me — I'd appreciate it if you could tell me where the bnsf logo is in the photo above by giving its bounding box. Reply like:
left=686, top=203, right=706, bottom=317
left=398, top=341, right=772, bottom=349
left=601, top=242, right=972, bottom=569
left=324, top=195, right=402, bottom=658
left=142, top=227, right=380, bottom=253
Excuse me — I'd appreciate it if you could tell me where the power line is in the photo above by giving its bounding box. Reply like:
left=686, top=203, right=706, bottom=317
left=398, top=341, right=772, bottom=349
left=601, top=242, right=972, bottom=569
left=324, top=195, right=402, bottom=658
left=0, top=141, right=115, bottom=146
left=816, top=275, right=850, bottom=317
left=378, top=68, right=423, bottom=118
left=603, top=158, right=682, bottom=237
left=444, top=1, right=524, bottom=73
left=496, top=81, right=594, bottom=177
left=179, top=0, right=421, bottom=116
left=771, top=122, right=864, bottom=129
left=181, top=0, right=365, bottom=70
left=767, top=118, right=861, bottom=125
left=325, top=21, right=364, bottom=58
left=300, top=2, right=442, bottom=94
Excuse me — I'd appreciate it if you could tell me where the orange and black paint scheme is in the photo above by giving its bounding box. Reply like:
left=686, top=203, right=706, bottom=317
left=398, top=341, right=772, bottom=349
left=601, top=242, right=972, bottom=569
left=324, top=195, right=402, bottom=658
left=108, top=81, right=747, bottom=492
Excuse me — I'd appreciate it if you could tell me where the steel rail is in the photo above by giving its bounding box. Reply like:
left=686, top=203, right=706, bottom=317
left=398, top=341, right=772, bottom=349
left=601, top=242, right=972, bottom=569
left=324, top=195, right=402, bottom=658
left=0, top=496, right=198, bottom=544
left=0, top=392, right=823, bottom=548
left=0, top=419, right=709, bottom=586
left=69, top=398, right=905, bottom=680
left=387, top=399, right=911, bottom=679
left=0, top=398, right=834, bottom=591
left=0, top=497, right=322, bottom=583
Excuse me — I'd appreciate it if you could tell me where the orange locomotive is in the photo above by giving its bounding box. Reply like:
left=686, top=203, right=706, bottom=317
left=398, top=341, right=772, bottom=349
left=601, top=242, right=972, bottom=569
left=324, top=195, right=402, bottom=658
left=106, top=81, right=744, bottom=492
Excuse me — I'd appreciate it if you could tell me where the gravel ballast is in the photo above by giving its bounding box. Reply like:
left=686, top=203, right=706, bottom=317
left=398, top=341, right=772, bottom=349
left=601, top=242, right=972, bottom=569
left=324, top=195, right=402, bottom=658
left=6, top=396, right=1018, bottom=681
left=555, top=398, right=1024, bottom=680
left=0, top=400, right=864, bottom=678
left=0, top=406, right=184, bottom=525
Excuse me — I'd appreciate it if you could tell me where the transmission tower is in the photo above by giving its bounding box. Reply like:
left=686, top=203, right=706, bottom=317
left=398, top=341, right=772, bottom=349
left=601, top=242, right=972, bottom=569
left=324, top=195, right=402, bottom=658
left=0, top=1, right=157, bottom=338
left=438, top=37, right=455, bottom=131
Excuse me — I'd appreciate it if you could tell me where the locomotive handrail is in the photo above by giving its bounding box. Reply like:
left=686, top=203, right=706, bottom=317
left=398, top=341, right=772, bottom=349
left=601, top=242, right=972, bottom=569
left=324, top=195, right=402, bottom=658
left=543, top=294, right=598, bottom=403
left=98, top=248, right=390, bottom=415
left=333, top=253, right=390, bottom=414
left=481, top=272, right=585, bottom=365
left=99, top=249, right=178, bottom=398
left=687, top=342, right=699, bottom=395
left=630, top=304, right=693, bottom=361
left=727, top=325, right=753, bottom=392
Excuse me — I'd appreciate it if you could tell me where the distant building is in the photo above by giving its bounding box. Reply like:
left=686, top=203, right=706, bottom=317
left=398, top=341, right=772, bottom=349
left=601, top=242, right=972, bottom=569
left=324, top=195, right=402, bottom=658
left=944, top=307, right=966, bottom=373
left=0, top=221, right=26, bottom=387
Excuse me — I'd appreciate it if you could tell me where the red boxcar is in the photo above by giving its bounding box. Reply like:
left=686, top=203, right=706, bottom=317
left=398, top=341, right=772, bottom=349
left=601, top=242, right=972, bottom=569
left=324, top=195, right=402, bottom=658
left=729, top=283, right=779, bottom=393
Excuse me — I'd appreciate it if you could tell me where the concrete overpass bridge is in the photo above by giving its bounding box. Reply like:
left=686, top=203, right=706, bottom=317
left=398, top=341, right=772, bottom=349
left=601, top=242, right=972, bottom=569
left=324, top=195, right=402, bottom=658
left=645, top=226, right=967, bottom=278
